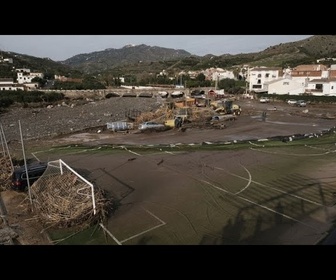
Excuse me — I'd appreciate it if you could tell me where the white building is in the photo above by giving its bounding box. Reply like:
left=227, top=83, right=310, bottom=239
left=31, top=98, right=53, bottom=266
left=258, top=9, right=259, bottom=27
left=212, top=69, right=235, bottom=81
left=248, top=67, right=282, bottom=92
left=264, top=77, right=306, bottom=95
left=306, top=78, right=336, bottom=96
left=0, top=78, right=25, bottom=91
left=0, top=57, right=13, bottom=63
left=0, top=78, right=14, bottom=85
left=16, top=68, right=44, bottom=84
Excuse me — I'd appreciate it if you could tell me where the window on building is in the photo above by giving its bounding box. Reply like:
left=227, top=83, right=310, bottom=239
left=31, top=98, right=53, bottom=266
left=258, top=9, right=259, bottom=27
left=283, top=82, right=289, bottom=85
left=257, top=74, right=261, bottom=78
left=316, top=84, right=323, bottom=90
left=265, top=73, right=269, bottom=78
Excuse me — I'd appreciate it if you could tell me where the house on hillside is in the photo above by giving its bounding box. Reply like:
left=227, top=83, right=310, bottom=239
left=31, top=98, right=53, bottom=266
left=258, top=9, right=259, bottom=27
left=16, top=68, right=44, bottom=84
left=0, top=78, right=25, bottom=91
left=0, top=57, right=13, bottom=64
left=212, top=69, right=235, bottom=81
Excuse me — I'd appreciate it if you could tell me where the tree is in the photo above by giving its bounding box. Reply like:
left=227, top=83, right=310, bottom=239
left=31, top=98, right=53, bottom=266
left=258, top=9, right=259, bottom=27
left=32, top=76, right=47, bottom=87
left=196, top=73, right=206, bottom=82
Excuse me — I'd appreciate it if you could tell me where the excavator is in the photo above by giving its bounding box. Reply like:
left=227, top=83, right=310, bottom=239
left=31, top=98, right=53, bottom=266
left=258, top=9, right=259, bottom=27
left=210, top=100, right=242, bottom=115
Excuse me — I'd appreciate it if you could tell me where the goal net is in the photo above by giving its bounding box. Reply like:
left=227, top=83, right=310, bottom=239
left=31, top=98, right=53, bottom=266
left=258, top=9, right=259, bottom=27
left=31, top=159, right=110, bottom=228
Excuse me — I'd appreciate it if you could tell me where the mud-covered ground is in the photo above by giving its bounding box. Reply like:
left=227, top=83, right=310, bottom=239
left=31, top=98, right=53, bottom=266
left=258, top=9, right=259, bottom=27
left=2, top=96, right=336, bottom=245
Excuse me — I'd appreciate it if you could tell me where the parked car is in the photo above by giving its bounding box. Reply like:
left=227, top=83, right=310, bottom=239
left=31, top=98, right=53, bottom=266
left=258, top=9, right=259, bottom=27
left=259, top=97, right=270, bottom=103
left=11, top=162, right=48, bottom=192
left=296, top=100, right=307, bottom=107
left=138, top=121, right=165, bottom=131
left=287, top=99, right=297, bottom=105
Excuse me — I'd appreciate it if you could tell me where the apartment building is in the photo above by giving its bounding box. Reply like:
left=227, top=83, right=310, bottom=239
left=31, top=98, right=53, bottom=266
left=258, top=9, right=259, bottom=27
left=247, top=67, right=282, bottom=92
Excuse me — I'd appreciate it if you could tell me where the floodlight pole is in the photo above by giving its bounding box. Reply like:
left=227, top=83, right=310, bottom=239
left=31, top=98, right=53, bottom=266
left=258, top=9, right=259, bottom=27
left=0, top=124, right=5, bottom=155
left=19, top=120, right=33, bottom=207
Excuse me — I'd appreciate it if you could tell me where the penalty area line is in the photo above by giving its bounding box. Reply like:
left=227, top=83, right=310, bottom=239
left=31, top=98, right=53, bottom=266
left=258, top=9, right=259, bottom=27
left=99, top=223, right=122, bottom=245
left=120, top=208, right=166, bottom=244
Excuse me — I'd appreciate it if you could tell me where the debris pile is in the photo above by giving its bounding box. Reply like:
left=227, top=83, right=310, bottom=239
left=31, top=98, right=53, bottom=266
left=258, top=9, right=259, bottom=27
left=31, top=171, right=114, bottom=229
left=0, top=156, right=13, bottom=191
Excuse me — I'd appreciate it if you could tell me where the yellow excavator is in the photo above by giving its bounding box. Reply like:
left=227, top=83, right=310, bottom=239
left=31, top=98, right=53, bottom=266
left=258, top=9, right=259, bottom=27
left=210, top=100, right=241, bottom=115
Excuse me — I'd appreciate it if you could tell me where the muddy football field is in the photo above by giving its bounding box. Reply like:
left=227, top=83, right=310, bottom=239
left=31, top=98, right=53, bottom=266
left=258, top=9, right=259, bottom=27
left=31, top=138, right=336, bottom=245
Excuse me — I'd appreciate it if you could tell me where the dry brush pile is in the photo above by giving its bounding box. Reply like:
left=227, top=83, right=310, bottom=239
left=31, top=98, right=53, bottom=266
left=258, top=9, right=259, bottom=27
left=31, top=168, right=114, bottom=229
left=0, top=156, right=14, bottom=191
left=134, top=106, right=215, bottom=125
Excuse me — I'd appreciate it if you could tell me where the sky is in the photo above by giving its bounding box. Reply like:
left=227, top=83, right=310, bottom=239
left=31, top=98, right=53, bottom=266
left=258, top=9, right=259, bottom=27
left=0, top=35, right=313, bottom=62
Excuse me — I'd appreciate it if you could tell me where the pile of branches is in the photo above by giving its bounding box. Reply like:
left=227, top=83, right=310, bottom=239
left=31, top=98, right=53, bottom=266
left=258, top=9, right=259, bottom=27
left=0, top=156, right=13, bottom=191
left=189, top=107, right=214, bottom=121
left=31, top=172, right=114, bottom=229
left=135, top=107, right=174, bottom=124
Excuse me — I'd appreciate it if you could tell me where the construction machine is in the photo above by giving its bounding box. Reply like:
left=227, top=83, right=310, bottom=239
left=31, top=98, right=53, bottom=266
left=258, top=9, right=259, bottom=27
left=210, top=100, right=241, bottom=115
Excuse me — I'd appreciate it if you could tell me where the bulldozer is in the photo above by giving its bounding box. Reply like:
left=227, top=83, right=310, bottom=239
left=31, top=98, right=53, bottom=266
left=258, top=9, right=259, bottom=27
left=164, top=106, right=191, bottom=128
left=210, top=100, right=241, bottom=115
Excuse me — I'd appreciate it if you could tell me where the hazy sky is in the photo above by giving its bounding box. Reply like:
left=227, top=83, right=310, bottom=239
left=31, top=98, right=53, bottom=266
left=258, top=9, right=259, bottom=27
left=0, top=35, right=312, bottom=61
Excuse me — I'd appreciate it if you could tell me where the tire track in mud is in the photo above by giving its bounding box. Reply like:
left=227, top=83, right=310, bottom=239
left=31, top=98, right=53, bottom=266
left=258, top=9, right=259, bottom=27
left=200, top=161, right=251, bottom=217
left=141, top=200, right=198, bottom=242
left=135, top=156, right=240, bottom=239
left=199, top=162, right=237, bottom=217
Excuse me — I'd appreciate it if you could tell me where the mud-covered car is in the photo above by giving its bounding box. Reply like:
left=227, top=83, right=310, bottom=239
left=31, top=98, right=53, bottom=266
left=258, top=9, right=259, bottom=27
left=287, top=99, right=297, bottom=105
left=11, top=162, right=48, bottom=192
left=296, top=100, right=307, bottom=107
left=260, top=97, right=270, bottom=103
left=138, top=121, right=166, bottom=131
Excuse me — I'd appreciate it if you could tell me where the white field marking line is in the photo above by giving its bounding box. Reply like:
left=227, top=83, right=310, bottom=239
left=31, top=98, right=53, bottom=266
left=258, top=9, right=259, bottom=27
left=120, top=208, right=166, bottom=244
left=32, top=146, right=103, bottom=157
left=248, top=141, right=265, bottom=147
left=304, top=144, right=336, bottom=151
left=234, top=165, right=252, bottom=195
left=249, top=147, right=336, bottom=156
left=121, top=146, right=142, bottom=156
left=31, top=153, right=40, bottom=161
left=200, top=179, right=319, bottom=231
left=123, top=147, right=177, bottom=156
left=31, top=148, right=58, bottom=155
left=214, top=166, right=324, bottom=207
left=99, top=223, right=122, bottom=245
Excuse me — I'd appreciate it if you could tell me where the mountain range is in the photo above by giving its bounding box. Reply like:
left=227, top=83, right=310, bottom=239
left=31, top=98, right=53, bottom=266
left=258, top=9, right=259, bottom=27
left=2, top=35, right=336, bottom=79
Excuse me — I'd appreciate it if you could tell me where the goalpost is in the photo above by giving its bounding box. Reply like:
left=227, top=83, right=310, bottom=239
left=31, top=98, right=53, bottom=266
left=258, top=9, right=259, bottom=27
left=31, top=159, right=98, bottom=228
